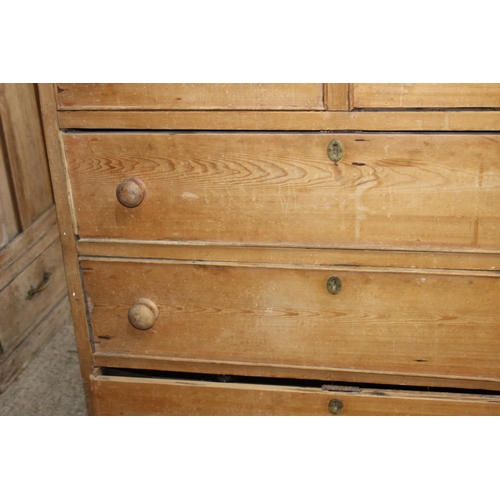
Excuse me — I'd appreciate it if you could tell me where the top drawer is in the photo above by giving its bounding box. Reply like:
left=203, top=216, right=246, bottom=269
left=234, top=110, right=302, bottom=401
left=352, top=84, right=500, bottom=109
left=56, top=84, right=325, bottom=110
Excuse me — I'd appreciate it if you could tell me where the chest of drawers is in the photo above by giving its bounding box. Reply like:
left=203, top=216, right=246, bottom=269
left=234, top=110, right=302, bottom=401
left=39, top=83, right=500, bottom=415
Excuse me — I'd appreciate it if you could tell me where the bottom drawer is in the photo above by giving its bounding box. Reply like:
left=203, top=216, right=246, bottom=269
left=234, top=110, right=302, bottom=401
left=91, top=372, right=500, bottom=416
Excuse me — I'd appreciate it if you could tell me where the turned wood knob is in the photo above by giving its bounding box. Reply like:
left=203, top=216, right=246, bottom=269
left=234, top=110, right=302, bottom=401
left=128, top=298, right=159, bottom=330
left=116, top=177, right=146, bottom=208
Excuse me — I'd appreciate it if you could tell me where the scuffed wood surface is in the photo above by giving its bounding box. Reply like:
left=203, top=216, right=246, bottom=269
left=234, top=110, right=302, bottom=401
left=353, top=84, right=500, bottom=109
left=82, top=259, right=500, bottom=383
left=92, top=375, right=500, bottom=416
left=65, top=133, right=500, bottom=251
left=56, top=84, right=325, bottom=110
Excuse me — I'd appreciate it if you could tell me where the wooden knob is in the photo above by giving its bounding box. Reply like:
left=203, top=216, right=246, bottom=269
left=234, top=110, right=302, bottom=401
left=116, top=177, right=146, bottom=208
left=128, top=298, right=159, bottom=330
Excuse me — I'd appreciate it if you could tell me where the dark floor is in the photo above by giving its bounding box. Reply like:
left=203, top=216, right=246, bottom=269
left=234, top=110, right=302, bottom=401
left=0, top=316, right=88, bottom=416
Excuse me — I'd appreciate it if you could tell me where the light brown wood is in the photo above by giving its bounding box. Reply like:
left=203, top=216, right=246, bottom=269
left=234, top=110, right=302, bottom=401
left=0, top=297, right=70, bottom=393
left=93, top=352, right=500, bottom=392
left=0, top=208, right=58, bottom=291
left=324, top=84, right=349, bottom=110
left=58, top=109, right=500, bottom=131
left=56, top=84, right=325, bottom=110
left=82, top=259, right=500, bottom=385
left=0, top=84, right=53, bottom=230
left=353, top=84, right=500, bottom=109
left=76, top=239, right=500, bottom=272
left=0, top=127, right=19, bottom=249
left=0, top=240, right=66, bottom=354
left=38, top=83, right=95, bottom=414
left=65, top=132, right=500, bottom=252
left=91, top=374, right=500, bottom=416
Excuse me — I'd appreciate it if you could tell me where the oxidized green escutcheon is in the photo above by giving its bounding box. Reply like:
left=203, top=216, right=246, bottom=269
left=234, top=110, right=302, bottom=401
left=327, top=139, right=344, bottom=162
left=326, top=276, right=342, bottom=295
left=328, top=399, right=344, bottom=415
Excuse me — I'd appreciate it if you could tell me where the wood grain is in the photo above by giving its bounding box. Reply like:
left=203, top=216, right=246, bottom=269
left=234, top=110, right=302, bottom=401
left=324, top=84, right=349, bottom=110
left=353, top=84, right=500, bottom=109
left=82, top=259, right=500, bottom=384
left=0, top=84, right=53, bottom=230
left=0, top=240, right=66, bottom=354
left=38, top=84, right=95, bottom=414
left=58, top=110, right=500, bottom=131
left=65, top=132, right=500, bottom=251
left=0, top=297, right=70, bottom=393
left=91, top=374, right=500, bottom=416
left=56, top=84, right=325, bottom=110
left=76, top=239, right=500, bottom=272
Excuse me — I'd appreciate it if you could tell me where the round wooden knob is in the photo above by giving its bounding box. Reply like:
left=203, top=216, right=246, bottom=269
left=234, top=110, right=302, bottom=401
left=128, top=298, right=159, bottom=330
left=116, top=177, right=146, bottom=208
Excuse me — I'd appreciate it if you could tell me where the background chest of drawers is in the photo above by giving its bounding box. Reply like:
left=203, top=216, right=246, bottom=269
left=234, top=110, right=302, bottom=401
left=40, top=83, right=500, bottom=415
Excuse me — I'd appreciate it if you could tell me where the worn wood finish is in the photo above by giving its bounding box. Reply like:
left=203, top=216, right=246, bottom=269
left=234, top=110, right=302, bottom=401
left=0, top=84, right=53, bottom=230
left=82, top=259, right=500, bottom=385
left=353, top=84, right=500, bottom=109
left=56, top=84, right=325, bottom=110
left=0, top=127, right=19, bottom=249
left=38, top=84, right=95, bottom=414
left=76, top=239, right=500, bottom=272
left=65, top=132, right=500, bottom=251
left=0, top=240, right=66, bottom=354
left=91, top=374, right=500, bottom=416
left=0, top=208, right=58, bottom=291
left=324, top=84, right=349, bottom=110
left=58, top=109, right=500, bottom=131
left=93, top=352, right=500, bottom=392
left=0, top=297, right=70, bottom=393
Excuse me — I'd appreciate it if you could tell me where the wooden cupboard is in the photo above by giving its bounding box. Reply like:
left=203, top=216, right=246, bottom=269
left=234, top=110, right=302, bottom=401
left=39, top=83, right=500, bottom=415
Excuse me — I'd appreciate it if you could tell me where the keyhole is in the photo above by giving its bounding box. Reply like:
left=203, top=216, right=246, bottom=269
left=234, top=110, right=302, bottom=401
left=327, top=139, right=344, bottom=162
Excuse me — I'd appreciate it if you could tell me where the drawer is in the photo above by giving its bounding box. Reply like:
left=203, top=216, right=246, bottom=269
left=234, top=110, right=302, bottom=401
left=56, top=84, right=325, bottom=110
left=65, top=133, right=500, bottom=251
left=91, top=372, right=500, bottom=416
left=83, top=259, right=500, bottom=386
left=0, top=240, right=67, bottom=354
left=352, top=84, right=500, bottom=109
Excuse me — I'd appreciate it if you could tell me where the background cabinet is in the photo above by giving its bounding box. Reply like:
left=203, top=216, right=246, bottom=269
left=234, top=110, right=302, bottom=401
left=0, top=84, right=69, bottom=392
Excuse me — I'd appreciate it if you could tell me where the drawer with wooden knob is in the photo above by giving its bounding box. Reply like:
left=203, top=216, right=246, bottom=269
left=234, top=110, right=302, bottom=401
left=65, top=132, right=500, bottom=251
left=82, top=258, right=500, bottom=389
left=90, top=370, right=500, bottom=416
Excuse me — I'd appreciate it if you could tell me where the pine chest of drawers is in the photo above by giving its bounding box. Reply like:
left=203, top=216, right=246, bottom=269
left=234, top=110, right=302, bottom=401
left=40, top=84, right=500, bottom=415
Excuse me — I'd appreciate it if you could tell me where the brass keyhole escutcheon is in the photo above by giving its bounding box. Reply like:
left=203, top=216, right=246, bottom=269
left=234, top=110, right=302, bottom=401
left=326, top=276, right=342, bottom=295
left=327, top=139, right=344, bottom=162
left=328, top=399, right=344, bottom=415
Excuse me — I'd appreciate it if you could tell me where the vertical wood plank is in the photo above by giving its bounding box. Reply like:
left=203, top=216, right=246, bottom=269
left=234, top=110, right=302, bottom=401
left=323, top=84, right=349, bottom=110
left=0, top=119, right=19, bottom=248
left=0, top=84, right=53, bottom=230
left=38, top=84, right=95, bottom=415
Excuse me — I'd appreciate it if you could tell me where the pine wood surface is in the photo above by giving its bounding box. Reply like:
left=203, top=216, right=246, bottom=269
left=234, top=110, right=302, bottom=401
left=91, top=374, right=500, bottom=416
left=0, top=240, right=66, bottom=355
left=352, top=84, right=500, bottom=109
left=65, top=132, right=500, bottom=251
left=38, top=84, right=95, bottom=414
left=0, top=84, right=53, bottom=230
left=82, top=259, right=500, bottom=384
left=58, top=109, right=500, bottom=131
left=56, top=84, right=325, bottom=110
left=76, top=239, right=500, bottom=271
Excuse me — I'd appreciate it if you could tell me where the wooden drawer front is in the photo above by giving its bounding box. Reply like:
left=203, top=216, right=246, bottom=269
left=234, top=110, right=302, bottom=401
left=65, top=133, right=500, bottom=251
left=83, top=260, right=500, bottom=384
left=56, top=84, right=325, bottom=110
left=353, top=84, right=500, bottom=109
left=91, top=375, right=500, bottom=416
left=0, top=240, right=66, bottom=354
